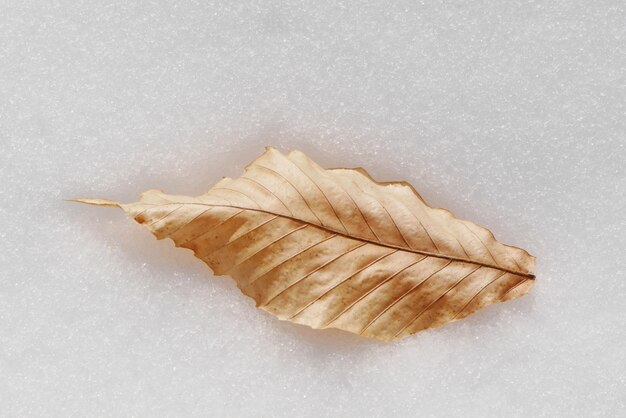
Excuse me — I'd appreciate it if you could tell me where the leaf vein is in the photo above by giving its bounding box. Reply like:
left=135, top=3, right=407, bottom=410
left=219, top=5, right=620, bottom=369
left=288, top=249, right=399, bottom=319
left=330, top=175, right=381, bottom=241
left=359, top=260, right=453, bottom=335
left=323, top=256, right=428, bottom=328
left=204, top=215, right=279, bottom=258
left=222, top=224, right=309, bottom=274
left=497, top=277, right=528, bottom=301
left=134, top=202, right=535, bottom=279
left=180, top=209, right=245, bottom=245
left=393, top=265, right=482, bottom=337
left=243, top=233, right=339, bottom=288
left=147, top=204, right=183, bottom=226
left=239, top=176, right=294, bottom=216
left=351, top=181, right=413, bottom=250
left=254, top=164, right=327, bottom=228
left=211, top=187, right=262, bottom=209
left=167, top=207, right=214, bottom=237
left=451, top=272, right=508, bottom=320
left=286, top=156, right=350, bottom=234
left=260, top=242, right=368, bottom=307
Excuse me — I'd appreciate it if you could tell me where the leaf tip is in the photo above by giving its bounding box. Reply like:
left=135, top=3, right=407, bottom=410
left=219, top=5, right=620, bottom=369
left=66, top=198, right=121, bottom=208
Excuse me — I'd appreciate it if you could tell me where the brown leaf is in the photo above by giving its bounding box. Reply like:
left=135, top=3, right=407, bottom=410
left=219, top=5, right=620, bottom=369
left=74, top=147, right=536, bottom=341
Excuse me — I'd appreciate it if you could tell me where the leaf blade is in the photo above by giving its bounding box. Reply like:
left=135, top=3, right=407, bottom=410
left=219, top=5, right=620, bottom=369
left=76, top=147, right=536, bottom=341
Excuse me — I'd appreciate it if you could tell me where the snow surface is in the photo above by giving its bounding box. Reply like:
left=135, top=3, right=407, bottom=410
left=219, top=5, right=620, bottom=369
left=1, top=0, right=624, bottom=416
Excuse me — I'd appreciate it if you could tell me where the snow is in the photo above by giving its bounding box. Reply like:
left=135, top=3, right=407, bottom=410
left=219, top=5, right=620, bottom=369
left=1, top=0, right=624, bottom=416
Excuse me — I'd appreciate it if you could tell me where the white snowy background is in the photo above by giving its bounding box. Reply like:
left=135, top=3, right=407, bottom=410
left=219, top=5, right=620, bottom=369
left=1, top=1, right=624, bottom=416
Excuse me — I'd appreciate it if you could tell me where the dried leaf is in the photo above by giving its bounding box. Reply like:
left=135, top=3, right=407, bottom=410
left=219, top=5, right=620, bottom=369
left=75, top=147, right=536, bottom=341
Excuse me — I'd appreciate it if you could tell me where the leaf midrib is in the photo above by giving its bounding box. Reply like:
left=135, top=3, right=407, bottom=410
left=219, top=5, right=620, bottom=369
left=143, top=200, right=536, bottom=279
